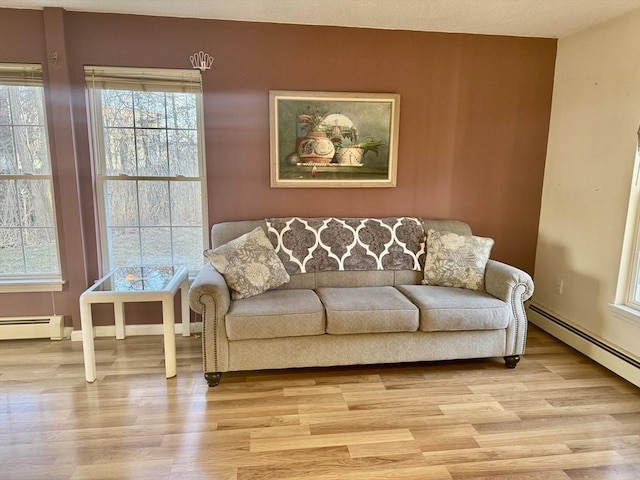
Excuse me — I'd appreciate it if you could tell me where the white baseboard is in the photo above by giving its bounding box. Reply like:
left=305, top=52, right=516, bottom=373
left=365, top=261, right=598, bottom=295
left=528, top=304, right=640, bottom=388
left=70, top=321, right=203, bottom=342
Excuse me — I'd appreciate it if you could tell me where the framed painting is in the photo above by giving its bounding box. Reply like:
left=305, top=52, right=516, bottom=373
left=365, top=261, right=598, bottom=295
left=269, top=90, right=400, bottom=188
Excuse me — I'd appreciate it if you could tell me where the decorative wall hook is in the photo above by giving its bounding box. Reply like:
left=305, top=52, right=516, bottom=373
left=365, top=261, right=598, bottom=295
left=52, top=51, right=62, bottom=70
left=190, top=51, right=214, bottom=71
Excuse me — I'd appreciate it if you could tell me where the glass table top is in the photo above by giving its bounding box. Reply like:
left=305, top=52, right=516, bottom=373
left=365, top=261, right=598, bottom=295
left=93, top=266, right=180, bottom=293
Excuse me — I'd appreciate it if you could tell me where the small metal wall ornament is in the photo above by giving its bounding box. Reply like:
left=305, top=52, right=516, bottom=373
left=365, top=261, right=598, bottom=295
left=190, top=51, right=214, bottom=71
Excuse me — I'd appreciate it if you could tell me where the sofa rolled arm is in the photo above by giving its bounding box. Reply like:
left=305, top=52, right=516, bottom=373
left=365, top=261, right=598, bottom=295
left=484, top=260, right=534, bottom=304
left=484, top=259, right=534, bottom=356
left=188, top=262, right=231, bottom=373
left=188, top=262, right=231, bottom=315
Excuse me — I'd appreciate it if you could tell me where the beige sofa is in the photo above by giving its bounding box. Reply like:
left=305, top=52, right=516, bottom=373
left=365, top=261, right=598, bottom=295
left=189, top=217, right=534, bottom=387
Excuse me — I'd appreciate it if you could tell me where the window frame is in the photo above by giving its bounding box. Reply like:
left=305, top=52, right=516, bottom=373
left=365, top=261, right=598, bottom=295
left=626, top=204, right=640, bottom=310
left=0, top=63, right=63, bottom=289
left=86, top=67, right=208, bottom=278
left=611, top=138, right=640, bottom=324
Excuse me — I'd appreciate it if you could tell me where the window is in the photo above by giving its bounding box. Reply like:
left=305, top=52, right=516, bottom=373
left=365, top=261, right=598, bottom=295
left=624, top=143, right=640, bottom=308
left=611, top=135, right=640, bottom=323
left=0, top=64, right=62, bottom=284
left=86, top=67, right=207, bottom=275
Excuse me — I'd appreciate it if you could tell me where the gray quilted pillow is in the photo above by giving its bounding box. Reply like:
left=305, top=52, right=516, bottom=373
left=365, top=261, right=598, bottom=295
left=204, top=227, right=290, bottom=300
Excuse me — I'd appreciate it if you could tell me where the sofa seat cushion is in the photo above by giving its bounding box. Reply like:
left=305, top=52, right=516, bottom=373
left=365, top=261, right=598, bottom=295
left=397, top=285, right=510, bottom=332
left=316, top=286, right=419, bottom=335
left=226, top=289, right=325, bottom=340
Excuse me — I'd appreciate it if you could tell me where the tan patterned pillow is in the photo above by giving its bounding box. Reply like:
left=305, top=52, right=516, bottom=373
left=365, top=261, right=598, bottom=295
left=204, top=227, right=290, bottom=300
left=422, top=229, right=494, bottom=291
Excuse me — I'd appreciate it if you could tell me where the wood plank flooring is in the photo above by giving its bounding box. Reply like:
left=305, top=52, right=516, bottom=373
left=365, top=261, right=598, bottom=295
left=0, top=324, right=638, bottom=479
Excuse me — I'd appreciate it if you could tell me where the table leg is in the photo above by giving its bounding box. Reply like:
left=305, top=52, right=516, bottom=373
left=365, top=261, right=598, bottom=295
left=162, top=298, right=177, bottom=378
left=80, top=297, right=97, bottom=382
left=114, top=301, right=126, bottom=340
left=180, top=278, right=190, bottom=337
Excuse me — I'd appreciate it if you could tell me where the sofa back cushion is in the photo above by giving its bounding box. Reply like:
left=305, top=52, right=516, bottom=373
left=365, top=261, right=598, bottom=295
left=210, top=217, right=472, bottom=289
left=212, top=220, right=267, bottom=248
left=266, top=217, right=426, bottom=274
left=422, top=219, right=471, bottom=237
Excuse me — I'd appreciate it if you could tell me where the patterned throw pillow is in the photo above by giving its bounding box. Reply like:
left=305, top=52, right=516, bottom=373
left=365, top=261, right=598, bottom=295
left=422, top=229, right=494, bottom=291
left=204, top=227, right=290, bottom=300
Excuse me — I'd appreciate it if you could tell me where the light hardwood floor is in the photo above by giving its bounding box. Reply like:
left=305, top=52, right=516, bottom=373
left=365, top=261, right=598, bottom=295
left=0, top=324, right=638, bottom=479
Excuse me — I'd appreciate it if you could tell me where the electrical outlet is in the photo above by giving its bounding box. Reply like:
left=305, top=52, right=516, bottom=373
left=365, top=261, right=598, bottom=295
left=555, top=278, right=564, bottom=295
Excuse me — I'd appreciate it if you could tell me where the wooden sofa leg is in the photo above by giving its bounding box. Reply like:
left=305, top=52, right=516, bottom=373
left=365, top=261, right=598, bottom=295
left=204, top=372, right=222, bottom=387
left=504, top=355, right=520, bottom=369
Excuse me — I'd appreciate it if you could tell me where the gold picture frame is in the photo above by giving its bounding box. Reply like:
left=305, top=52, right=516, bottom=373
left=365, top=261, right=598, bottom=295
left=269, top=90, right=400, bottom=188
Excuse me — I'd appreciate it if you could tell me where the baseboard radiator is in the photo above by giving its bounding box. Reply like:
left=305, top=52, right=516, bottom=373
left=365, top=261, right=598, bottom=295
left=0, top=315, right=65, bottom=340
left=528, top=304, right=640, bottom=386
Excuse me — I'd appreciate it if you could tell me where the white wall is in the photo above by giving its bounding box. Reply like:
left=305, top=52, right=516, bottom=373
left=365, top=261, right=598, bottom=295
left=531, top=9, right=640, bottom=382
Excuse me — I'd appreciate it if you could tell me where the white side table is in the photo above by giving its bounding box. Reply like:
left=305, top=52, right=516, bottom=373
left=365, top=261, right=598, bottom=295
left=80, top=266, right=190, bottom=382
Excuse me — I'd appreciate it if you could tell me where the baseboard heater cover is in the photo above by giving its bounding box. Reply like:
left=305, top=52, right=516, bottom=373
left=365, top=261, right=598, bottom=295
left=0, top=315, right=65, bottom=340
left=528, top=304, right=640, bottom=370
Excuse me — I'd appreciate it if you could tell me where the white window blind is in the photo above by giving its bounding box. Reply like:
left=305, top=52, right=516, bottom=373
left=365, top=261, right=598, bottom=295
left=0, top=63, right=43, bottom=86
left=85, top=67, right=201, bottom=93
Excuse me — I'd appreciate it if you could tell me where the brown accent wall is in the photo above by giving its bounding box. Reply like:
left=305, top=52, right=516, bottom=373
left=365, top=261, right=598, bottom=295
left=0, top=8, right=556, bottom=329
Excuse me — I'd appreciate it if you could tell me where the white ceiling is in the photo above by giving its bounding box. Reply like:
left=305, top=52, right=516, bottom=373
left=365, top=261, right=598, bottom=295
left=1, top=0, right=639, bottom=38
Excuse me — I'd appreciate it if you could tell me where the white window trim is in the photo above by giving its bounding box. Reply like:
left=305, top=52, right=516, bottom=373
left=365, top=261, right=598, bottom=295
left=86, top=68, right=208, bottom=277
left=608, top=303, right=640, bottom=325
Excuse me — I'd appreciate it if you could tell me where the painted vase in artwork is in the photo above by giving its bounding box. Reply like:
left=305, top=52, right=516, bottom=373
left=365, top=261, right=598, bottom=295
left=297, top=131, right=335, bottom=164
left=334, top=146, right=365, bottom=165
